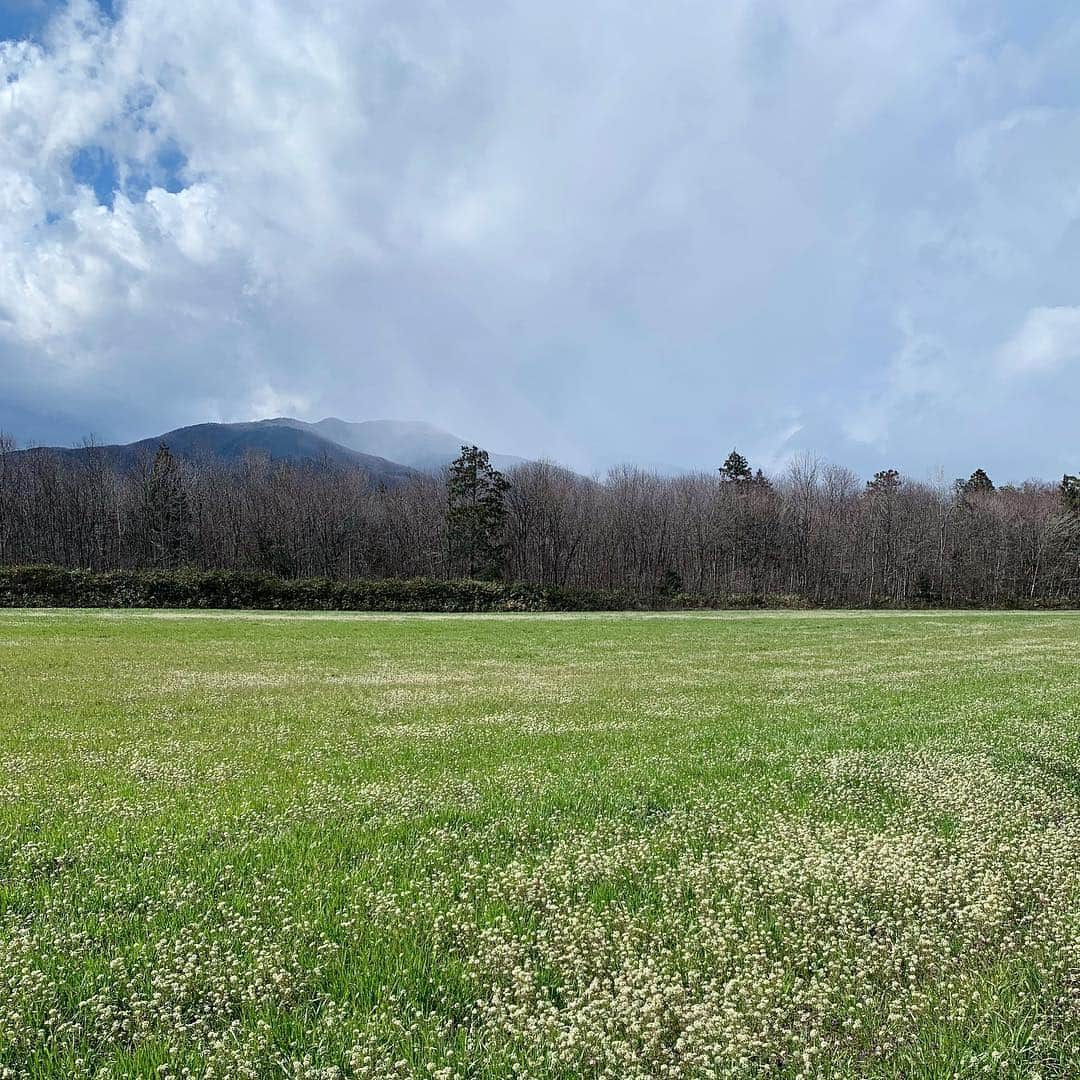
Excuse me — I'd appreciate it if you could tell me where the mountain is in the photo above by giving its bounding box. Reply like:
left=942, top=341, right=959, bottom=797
left=270, top=417, right=526, bottom=474
left=17, top=422, right=417, bottom=483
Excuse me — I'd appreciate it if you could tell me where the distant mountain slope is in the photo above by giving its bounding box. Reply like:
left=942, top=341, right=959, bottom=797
left=14, top=416, right=529, bottom=479
left=17, top=422, right=417, bottom=483
left=271, top=417, right=526, bottom=473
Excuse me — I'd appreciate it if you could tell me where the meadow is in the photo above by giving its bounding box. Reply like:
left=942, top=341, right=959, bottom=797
left=0, top=609, right=1078, bottom=1079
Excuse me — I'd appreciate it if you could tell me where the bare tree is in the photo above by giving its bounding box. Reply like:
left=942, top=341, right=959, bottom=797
left=0, top=435, right=1076, bottom=606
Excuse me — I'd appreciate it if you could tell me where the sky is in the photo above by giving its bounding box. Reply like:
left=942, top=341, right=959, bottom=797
left=0, top=0, right=1078, bottom=481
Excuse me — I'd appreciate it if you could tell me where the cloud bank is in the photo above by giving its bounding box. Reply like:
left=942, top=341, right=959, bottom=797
left=998, top=307, right=1080, bottom=375
left=1, top=0, right=1078, bottom=479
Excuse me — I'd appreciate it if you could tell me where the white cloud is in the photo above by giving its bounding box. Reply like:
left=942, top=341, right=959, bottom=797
left=997, top=306, right=1080, bottom=375
left=843, top=316, right=956, bottom=449
left=0, top=0, right=1078, bottom=479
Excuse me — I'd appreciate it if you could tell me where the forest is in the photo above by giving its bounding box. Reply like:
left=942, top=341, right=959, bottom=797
left=1, top=435, right=1078, bottom=607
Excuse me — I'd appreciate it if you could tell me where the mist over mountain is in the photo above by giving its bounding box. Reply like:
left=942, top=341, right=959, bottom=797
left=10, top=418, right=526, bottom=480
left=270, top=418, right=525, bottom=474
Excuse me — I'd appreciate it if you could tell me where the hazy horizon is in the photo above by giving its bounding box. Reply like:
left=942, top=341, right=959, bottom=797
left=3, top=412, right=1071, bottom=488
left=2, top=1, right=1078, bottom=482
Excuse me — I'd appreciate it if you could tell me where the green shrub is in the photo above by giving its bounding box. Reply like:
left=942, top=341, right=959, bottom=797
left=0, top=566, right=651, bottom=612
left=9, top=565, right=1052, bottom=611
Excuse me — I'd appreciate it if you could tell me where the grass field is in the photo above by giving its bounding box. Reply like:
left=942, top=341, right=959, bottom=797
left=1, top=610, right=1078, bottom=1079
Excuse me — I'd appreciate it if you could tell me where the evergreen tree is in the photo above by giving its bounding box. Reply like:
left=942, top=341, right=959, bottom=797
left=1062, top=474, right=1080, bottom=515
left=142, top=444, right=190, bottom=568
left=866, top=468, right=901, bottom=496
left=446, top=446, right=510, bottom=579
left=719, top=449, right=752, bottom=483
left=960, top=468, right=995, bottom=495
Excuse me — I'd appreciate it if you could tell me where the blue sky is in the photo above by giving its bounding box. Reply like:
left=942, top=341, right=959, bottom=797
left=0, top=0, right=113, bottom=41
left=1, top=0, right=1079, bottom=480
left=0, top=1, right=57, bottom=42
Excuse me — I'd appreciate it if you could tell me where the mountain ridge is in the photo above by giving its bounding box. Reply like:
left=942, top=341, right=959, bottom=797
left=11, top=421, right=415, bottom=483
left=268, top=416, right=526, bottom=473
left=9, top=417, right=526, bottom=480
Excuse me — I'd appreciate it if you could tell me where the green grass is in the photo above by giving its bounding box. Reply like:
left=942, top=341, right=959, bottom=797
left=0, top=609, right=1078, bottom=1078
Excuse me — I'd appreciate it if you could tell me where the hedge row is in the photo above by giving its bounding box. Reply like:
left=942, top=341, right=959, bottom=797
left=0, top=565, right=792, bottom=612
left=3, top=566, right=1076, bottom=611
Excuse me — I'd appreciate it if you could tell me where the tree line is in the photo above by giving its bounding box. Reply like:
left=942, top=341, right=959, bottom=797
left=1, top=433, right=1078, bottom=607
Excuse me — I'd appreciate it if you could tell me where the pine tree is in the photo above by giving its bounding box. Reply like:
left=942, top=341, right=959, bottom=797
left=866, top=468, right=901, bottom=496
left=960, top=468, right=995, bottom=495
left=446, top=446, right=510, bottom=579
left=142, top=444, right=190, bottom=568
left=1062, top=474, right=1080, bottom=515
left=719, top=449, right=752, bottom=483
